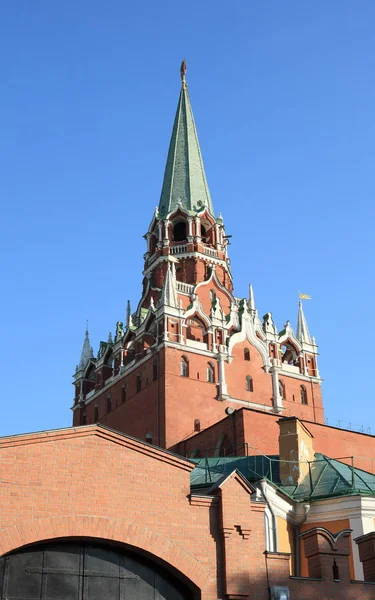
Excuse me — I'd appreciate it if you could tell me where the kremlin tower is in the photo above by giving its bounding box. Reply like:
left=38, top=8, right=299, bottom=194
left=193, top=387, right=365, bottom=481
left=72, top=62, right=323, bottom=453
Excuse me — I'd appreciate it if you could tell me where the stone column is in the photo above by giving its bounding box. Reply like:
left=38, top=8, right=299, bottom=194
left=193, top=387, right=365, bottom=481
left=218, top=351, right=229, bottom=399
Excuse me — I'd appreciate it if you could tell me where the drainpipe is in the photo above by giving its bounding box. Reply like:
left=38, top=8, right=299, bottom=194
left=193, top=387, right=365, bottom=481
left=294, top=503, right=311, bottom=576
left=260, top=480, right=278, bottom=552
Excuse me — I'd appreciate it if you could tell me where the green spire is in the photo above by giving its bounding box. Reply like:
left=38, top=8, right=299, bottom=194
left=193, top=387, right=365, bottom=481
left=158, top=61, right=214, bottom=218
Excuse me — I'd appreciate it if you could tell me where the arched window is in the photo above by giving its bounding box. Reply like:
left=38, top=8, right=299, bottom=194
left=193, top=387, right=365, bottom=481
left=94, top=405, right=99, bottom=421
left=136, top=373, right=142, bottom=393
left=146, top=431, right=153, bottom=444
left=207, top=362, right=215, bottom=383
left=153, top=359, right=158, bottom=381
left=300, top=385, right=308, bottom=405
left=121, top=384, right=126, bottom=403
left=246, top=375, right=253, bottom=392
left=106, top=394, right=112, bottom=413
left=194, top=418, right=201, bottom=432
left=82, top=410, right=87, bottom=426
left=279, top=380, right=285, bottom=399
left=244, top=348, right=250, bottom=361
left=173, top=221, right=187, bottom=242
left=201, top=225, right=207, bottom=243
left=180, top=357, right=189, bottom=377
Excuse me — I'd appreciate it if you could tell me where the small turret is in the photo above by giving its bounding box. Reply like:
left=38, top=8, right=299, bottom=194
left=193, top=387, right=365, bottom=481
left=78, top=326, right=94, bottom=371
left=296, top=300, right=312, bottom=345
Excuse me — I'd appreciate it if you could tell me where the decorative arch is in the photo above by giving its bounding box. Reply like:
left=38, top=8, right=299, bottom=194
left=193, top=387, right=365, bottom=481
left=194, top=266, right=235, bottom=307
left=183, top=299, right=212, bottom=338
left=228, top=303, right=271, bottom=371
left=0, top=516, right=210, bottom=594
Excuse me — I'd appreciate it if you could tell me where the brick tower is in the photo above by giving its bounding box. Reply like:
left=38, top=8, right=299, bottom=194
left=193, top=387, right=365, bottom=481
left=72, top=62, right=324, bottom=451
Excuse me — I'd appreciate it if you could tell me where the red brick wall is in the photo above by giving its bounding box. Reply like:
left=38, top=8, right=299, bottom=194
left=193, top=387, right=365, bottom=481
left=1, top=425, right=374, bottom=600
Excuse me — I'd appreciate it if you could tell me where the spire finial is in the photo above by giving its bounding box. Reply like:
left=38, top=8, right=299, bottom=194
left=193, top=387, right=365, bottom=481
left=180, top=59, right=187, bottom=89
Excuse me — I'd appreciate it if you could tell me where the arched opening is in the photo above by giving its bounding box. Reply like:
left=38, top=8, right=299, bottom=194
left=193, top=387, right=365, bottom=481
left=281, top=342, right=299, bottom=366
left=186, top=317, right=206, bottom=343
left=121, top=384, right=126, bottom=403
left=106, top=394, right=112, bottom=413
left=94, top=405, right=99, bottom=421
left=200, top=225, right=207, bottom=243
left=173, top=221, right=187, bottom=242
left=194, top=418, right=201, bottom=432
left=246, top=375, right=253, bottom=392
left=180, top=356, right=189, bottom=377
left=279, top=380, right=286, bottom=400
left=244, top=348, right=250, bottom=361
left=300, top=385, right=308, bottom=405
left=136, top=373, right=142, bottom=393
left=0, top=540, right=193, bottom=599
left=207, top=363, right=215, bottom=383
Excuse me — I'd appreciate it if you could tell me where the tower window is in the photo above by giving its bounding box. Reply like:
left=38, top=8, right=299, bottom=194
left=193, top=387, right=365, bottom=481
left=279, top=380, right=285, bottom=399
left=246, top=376, right=253, bottom=392
left=244, top=348, right=250, bottom=361
left=180, top=356, right=189, bottom=377
left=106, top=394, right=112, bottom=413
left=82, top=410, right=87, bottom=426
left=94, top=405, right=99, bottom=421
left=121, top=384, right=126, bottom=403
left=153, top=359, right=158, bottom=381
left=201, top=225, right=207, bottom=243
left=194, top=419, right=201, bottom=432
left=207, top=363, right=215, bottom=383
left=300, top=385, right=308, bottom=405
left=136, top=373, right=142, bottom=393
left=173, top=221, right=187, bottom=242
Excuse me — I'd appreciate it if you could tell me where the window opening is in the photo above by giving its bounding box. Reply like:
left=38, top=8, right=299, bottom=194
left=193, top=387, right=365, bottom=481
left=300, top=385, right=308, bottom=405
left=180, top=357, right=189, bottom=377
left=244, top=348, right=250, bottom=361
left=173, top=221, right=187, bottom=242
left=246, top=375, right=253, bottom=392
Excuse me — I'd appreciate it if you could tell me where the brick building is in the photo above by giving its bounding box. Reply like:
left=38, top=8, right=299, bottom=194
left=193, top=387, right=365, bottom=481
left=1, top=62, right=375, bottom=599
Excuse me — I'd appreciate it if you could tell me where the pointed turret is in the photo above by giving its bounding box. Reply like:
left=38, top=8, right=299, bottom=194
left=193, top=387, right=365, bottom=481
left=161, top=260, right=178, bottom=308
left=248, top=284, right=256, bottom=312
left=78, top=326, right=93, bottom=370
left=158, top=61, right=214, bottom=218
left=296, top=300, right=312, bottom=344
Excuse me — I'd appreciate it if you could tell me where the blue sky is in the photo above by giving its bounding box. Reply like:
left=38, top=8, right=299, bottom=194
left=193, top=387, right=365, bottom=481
left=1, top=1, right=374, bottom=440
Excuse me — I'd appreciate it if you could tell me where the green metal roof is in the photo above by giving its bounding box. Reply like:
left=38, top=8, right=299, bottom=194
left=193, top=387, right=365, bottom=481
left=158, top=84, right=214, bottom=218
left=190, top=453, right=375, bottom=501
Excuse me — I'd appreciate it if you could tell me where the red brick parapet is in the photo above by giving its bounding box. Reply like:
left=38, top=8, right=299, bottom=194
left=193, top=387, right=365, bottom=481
left=300, top=527, right=352, bottom=582
left=355, top=531, right=375, bottom=582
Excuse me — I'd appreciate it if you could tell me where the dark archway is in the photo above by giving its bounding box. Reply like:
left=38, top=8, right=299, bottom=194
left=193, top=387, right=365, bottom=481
left=0, top=541, right=193, bottom=599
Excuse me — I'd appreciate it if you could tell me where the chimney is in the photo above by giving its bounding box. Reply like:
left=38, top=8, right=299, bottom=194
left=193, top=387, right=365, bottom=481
left=278, top=417, right=314, bottom=485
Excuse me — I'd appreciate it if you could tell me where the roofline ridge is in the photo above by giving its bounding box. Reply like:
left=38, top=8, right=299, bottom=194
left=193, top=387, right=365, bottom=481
left=185, top=85, right=212, bottom=214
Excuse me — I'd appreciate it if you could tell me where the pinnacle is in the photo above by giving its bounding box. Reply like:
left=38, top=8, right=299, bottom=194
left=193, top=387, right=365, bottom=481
left=158, top=67, right=213, bottom=218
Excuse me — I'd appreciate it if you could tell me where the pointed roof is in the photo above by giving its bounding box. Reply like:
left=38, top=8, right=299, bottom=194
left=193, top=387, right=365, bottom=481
left=248, top=284, right=256, bottom=312
left=158, top=62, right=214, bottom=218
left=78, top=326, right=94, bottom=370
left=161, top=259, right=178, bottom=308
left=296, top=300, right=312, bottom=344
